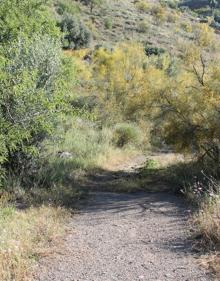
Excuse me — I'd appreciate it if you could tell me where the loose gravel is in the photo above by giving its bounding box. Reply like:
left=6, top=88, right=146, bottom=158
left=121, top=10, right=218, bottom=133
left=35, top=190, right=212, bottom=281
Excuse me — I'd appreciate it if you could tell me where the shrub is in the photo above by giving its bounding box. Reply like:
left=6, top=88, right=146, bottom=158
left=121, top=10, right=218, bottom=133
left=135, top=0, right=150, bottom=13
left=80, top=0, right=104, bottom=13
left=113, top=123, right=141, bottom=148
left=162, top=0, right=179, bottom=9
left=104, top=18, right=112, bottom=29
left=55, top=0, right=81, bottom=15
left=181, top=22, right=193, bottom=33
left=138, top=20, right=149, bottom=33
left=59, top=13, right=92, bottom=49
left=151, top=4, right=166, bottom=23
left=144, top=45, right=165, bottom=56
left=167, top=11, right=179, bottom=23
left=193, top=23, right=214, bottom=47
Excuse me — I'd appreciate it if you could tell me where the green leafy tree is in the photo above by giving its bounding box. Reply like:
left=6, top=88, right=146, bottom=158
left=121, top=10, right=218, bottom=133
left=59, top=13, right=91, bottom=49
left=81, top=0, right=104, bottom=13
left=0, top=0, right=74, bottom=185
left=0, top=35, right=67, bottom=180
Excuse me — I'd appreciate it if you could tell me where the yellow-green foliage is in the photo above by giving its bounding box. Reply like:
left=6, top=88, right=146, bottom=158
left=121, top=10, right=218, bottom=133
left=91, top=43, right=167, bottom=121
left=181, top=22, right=193, bottom=33
left=67, top=35, right=220, bottom=167
left=151, top=4, right=166, bottom=23
left=166, top=11, right=179, bottom=23
left=181, top=42, right=201, bottom=64
left=193, top=23, right=215, bottom=47
left=155, top=53, right=220, bottom=166
left=135, top=0, right=150, bottom=12
left=138, top=20, right=149, bottom=33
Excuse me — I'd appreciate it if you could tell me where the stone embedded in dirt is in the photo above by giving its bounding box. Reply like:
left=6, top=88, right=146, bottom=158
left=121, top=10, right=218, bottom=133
left=57, top=151, right=73, bottom=159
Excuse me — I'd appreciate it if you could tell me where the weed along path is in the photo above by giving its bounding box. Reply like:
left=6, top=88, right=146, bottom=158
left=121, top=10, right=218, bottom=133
left=35, top=155, right=212, bottom=281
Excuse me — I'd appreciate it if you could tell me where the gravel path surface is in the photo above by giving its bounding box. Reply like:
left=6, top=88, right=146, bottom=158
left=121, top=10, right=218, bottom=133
left=35, top=156, right=212, bottom=281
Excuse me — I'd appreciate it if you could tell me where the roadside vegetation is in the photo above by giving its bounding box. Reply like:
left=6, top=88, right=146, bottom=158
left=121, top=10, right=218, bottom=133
left=0, top=0, right=220, bottom=279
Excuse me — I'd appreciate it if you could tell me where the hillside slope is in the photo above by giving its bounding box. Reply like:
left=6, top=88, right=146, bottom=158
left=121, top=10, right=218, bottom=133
left=68, top=0, right=219, bottom=53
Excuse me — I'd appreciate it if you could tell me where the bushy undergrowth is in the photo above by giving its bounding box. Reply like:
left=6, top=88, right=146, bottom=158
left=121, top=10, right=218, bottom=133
left=39, top=117, right=142, bottom=184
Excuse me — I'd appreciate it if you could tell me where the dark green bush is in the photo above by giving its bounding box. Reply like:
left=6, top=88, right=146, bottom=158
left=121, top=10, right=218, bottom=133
left=59, top=13, right=92, bottom=49
left=104, top=18, right=112, bottom=29
left=144, top=45, right=166, bottom=56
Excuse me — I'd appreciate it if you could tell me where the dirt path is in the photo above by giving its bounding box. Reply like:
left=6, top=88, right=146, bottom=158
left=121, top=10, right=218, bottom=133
left=35, top=156, right=212, bottom=281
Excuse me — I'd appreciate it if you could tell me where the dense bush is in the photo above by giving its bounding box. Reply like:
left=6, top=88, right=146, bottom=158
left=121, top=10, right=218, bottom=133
left=144, top=45, right=165, bottom=56
left=0, top=34, right=67, bottom=184
left=59, top=13, right=91, bottom=49
left=0, top=0, right=74, bottom=187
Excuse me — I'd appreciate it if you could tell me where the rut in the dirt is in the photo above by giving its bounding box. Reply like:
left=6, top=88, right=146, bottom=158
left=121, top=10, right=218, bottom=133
left=35, top=190, right=212, bottom=281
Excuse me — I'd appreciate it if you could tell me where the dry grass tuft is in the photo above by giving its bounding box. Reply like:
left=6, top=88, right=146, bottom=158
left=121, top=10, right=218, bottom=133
left=194, top=199, right=220, bottom=248
left=193, top=198, right=220, bottom=276
left=0, top=203, right=69, bottom=281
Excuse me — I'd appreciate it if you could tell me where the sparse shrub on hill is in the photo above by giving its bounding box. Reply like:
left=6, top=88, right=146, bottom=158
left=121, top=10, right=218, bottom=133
left=80, top=0, right=104, bottom=13
left=135, top=0, right=151, bottom=13
left=138, top=20, right=149, bottom=33
left=144, top=45, right=166, bottom=56
left=167, top=11, right=179, bottom=22
left=161, top=0, right=179, bottom=9
left=151, top=4, right=167, bottom=23
left=193, top=22, right=215, bottom=47
left=181, top=22, right=193, bottom=33
left=59, top=13, right=92, bottom=49
left=55, top=0, right=81, bottom=15
left=104, top=18, right=112, bottom=29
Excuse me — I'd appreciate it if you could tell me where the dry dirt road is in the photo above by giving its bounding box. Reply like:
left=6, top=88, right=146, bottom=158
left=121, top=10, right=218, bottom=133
left=35, top=155, right=213, bottom=281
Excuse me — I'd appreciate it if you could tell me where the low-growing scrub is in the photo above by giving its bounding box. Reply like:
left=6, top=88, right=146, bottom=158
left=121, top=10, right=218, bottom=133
left=164, top=159, right=220, bottom=276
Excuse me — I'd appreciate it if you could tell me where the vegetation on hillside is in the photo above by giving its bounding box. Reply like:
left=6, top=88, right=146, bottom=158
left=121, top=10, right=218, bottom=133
left=0, top=0, right=219, bottom=279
